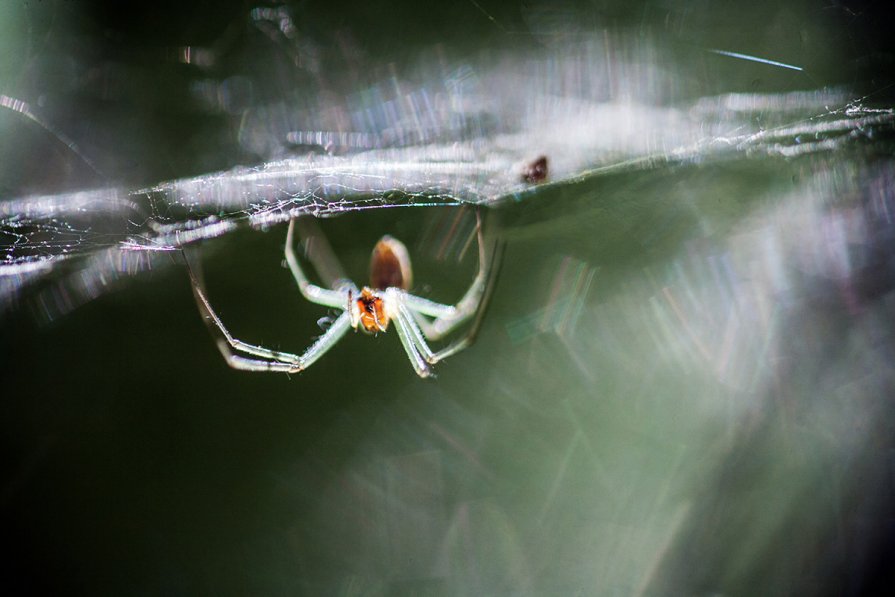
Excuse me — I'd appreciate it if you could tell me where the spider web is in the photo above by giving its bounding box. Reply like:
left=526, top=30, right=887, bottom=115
left=1, top=36, right=893, bottom=318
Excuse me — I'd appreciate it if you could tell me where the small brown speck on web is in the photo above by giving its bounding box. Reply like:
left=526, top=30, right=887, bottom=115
left=522, top=155, right=548, bottom=183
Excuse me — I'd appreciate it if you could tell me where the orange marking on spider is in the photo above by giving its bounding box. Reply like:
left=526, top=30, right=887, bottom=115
left=354, top=288, right=388, bottom=333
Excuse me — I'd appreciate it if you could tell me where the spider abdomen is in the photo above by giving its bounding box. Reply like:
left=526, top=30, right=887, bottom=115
left=370, top=236, right=412, bottom=290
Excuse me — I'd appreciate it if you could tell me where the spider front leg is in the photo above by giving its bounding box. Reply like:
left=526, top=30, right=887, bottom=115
left=386, top=288, right=436, bottom=378
left=185, top=251, right=352, bottom=373
left=285, top=218, right=354, bottom=308
left=213, top=313, right=350, bottom=373
left=402, top=209, right=505, bottom=365
left=388, top=286, right=496, bottom=372
left=404, top=209, right=496, bottom=341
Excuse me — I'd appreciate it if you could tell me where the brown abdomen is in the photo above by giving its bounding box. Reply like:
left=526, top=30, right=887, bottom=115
left=370, top=236, right=412, bottom=290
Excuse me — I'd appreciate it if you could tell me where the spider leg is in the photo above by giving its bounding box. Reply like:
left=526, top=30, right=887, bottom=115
left=189, top=262, right=301, bottom=362
left=393, top=297, right=436, bottom=362
left=417, top=238, right=505, bottom=364
left=391, top=288, right=485, bottom=369
left=392, top=321, right=433, bottom=378
left=285, top=218, right=353, bottom=308
left=219, top=353, right=307, bottom=373
left=387, top=291, right=433, bottom=378
left=293, top=217, right=348, bottom=288
left=403, top=209, right=494, bottom=341
left=209, top=313, right=352, bottom=373
left=185, top=250, right=351, bottom=373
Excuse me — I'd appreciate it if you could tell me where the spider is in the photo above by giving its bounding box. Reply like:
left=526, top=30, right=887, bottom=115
left=185, top=211, right=501, bottom=378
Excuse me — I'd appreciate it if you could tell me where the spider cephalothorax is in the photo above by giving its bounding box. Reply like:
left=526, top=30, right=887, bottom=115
left=187, top=213, right=498, bottom=378
left=352, top=288, right=388, bottom=333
